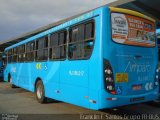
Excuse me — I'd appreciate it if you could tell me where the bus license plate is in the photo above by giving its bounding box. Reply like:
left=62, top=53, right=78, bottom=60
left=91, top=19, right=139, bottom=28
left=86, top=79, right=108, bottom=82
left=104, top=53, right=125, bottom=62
left=130, top=97, right=145, bottom=102
left=116, top=73, right=128, bottom=83
left=132, top=84, right=142, bottom=91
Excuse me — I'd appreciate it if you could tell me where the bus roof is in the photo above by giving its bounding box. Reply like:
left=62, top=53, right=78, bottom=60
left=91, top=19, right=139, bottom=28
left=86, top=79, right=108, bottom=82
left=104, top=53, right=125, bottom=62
left=110, top=7, right=155, bottom=22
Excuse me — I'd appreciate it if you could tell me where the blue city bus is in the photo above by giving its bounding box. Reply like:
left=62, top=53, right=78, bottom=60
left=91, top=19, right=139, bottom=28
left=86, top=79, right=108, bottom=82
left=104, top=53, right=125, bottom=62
left=3, top=6, right=159, bottom=110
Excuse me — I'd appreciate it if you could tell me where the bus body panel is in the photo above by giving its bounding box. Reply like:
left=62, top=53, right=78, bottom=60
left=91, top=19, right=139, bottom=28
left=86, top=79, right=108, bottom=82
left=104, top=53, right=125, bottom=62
left=87, top=10, right=103, bottom=110
left=44, top=62, right=61, bottom=100
left=59, top=60, right=90, bottom=108
left=99, top=6, right=159, bottom=109
left=3, top=6, right=159, bottom=110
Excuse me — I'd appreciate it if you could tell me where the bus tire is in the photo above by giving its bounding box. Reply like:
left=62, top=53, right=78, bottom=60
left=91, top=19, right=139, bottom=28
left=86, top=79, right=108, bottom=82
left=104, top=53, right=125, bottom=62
left=35, top=80, right=47, bottom=103
left=8, top=74, right=16, bottom=88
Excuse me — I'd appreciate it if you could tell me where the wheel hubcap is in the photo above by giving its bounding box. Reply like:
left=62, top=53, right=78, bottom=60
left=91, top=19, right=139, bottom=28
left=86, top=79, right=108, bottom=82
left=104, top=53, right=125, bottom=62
left=37, top=85, right=43, bottom=99
left=10, top=77, right=12, bottom=84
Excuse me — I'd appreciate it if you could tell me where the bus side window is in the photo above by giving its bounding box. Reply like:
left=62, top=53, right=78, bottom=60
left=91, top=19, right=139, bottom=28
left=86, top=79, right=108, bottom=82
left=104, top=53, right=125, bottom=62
left=3, top=52, right=7, bottom=66
left=26, top=41, right=35, bottom=62
left=8, top=49, right=12, bottom=63
left=68, top=21, right=95, bottom=60
left=17, top=45, right=25, bottom=62
left=50, top=33, right=59, bottom=59
left=49, top=30, right=67, bottom=60
left=59, top=31, right=67, bottom=59
left=12, top=47, right=17, bottom=63
left=70, top=25, right=85, bottom=43
left=84, top=22, right=94, bottom=58
left=36, top=36, right=48, bottom=61
left=85, top=22, right=94, bottom=40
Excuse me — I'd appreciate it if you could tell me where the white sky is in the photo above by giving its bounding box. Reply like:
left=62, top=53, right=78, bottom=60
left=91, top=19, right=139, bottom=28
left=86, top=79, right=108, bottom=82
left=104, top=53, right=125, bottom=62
left=0, top=0, right=117, bottom=41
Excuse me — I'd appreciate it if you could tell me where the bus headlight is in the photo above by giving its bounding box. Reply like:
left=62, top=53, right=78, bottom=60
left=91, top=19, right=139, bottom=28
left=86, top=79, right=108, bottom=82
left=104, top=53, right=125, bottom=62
left=104, top=59, right=116, bottom=95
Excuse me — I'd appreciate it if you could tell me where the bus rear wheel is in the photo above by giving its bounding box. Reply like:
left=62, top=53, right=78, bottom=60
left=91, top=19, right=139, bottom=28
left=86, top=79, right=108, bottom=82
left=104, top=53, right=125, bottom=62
left=8, top=75, right=16, bottom=88
left=35, top=80, right=47, bottom=103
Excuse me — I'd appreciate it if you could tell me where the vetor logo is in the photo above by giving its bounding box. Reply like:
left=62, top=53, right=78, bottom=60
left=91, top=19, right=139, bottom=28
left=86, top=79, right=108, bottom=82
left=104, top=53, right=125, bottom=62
left=36, top=63, right=42, bottom=70
left=114, top=16, right=127, bottom=27
left=145, top=82, right=153, bottom=91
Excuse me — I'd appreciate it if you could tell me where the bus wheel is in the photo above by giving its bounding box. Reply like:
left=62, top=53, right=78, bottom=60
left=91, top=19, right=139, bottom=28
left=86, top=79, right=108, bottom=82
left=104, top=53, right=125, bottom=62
left=35, top=80, right=47, bottom=103
left=8, top=75, right=16, bottom=88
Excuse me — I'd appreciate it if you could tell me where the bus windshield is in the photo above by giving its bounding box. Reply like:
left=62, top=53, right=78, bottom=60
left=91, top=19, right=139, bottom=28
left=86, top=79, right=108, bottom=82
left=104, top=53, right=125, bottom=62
left=111, top=12, right=155, bottom=47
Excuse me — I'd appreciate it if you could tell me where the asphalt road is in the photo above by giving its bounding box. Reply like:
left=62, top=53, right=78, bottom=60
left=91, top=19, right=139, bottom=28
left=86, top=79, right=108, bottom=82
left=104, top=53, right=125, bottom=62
left=0, top=82, right=160, bottom=120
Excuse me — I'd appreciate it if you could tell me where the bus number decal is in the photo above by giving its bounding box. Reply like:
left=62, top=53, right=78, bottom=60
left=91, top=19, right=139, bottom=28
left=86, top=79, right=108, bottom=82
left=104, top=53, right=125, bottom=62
left=69, top=70, right=84, bottom=76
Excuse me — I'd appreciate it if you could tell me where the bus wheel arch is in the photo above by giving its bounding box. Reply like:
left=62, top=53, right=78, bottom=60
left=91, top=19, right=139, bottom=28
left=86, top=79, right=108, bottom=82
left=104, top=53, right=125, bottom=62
left=8, top=73, right=16, bottom=88
left=35, top=77, right=47, bottom=103
left=8, top=73, right=11, bottom=82
left=34, top=77, right=42, bottom=91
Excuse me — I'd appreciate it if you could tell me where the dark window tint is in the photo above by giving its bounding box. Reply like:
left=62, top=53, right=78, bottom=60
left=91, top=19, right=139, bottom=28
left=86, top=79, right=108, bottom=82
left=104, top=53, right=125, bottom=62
left=68, top=43, right=84, bottom=59
left=37, top=36, right=48, bottom=50
left=18, top=45, right=25, bottom=54
left=36, top=36, right=48, bottom=61
left=59, top=31, right=67, bottom=45
left=12, top=55, right=17, bottom=63
left=68, top=42, right=93, bottom=59
left=26, top=43, right=30, bottom=52
left=68, top=21, right=95, bottom=60
left=70, top=25, right=85, bottom=42
left=26, top=41, right=35, bottom=62
left=49, top=30, right=67, bottom=60
left=85, top=22, right=94, bottom=39
left=36, top=49, right=48, bottom=61
left=12, top=47, right=17, bottom=63
left=8, top=56, right=12, bottom=63
left=49, top=47, right=60, bottom=59
left=13, top=48, right=17, bottom=55
left=60, top=46, right=66, bottom=58
left=8, top=49, right=12, bottom=56
left=7, top=49, right=12, bottom=63
left=84, top=41, right=94, bottom=58
left=18, top=53, right=25, bottom=62
left=50, top=33, right=58, bottom=46
left=0, top=53, right=2, bottom=61
left=26, top=52, right=34, bottom=62
left=26, top=41, right=35, bottom=52
left=17, top=45, right=25, bottom=62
